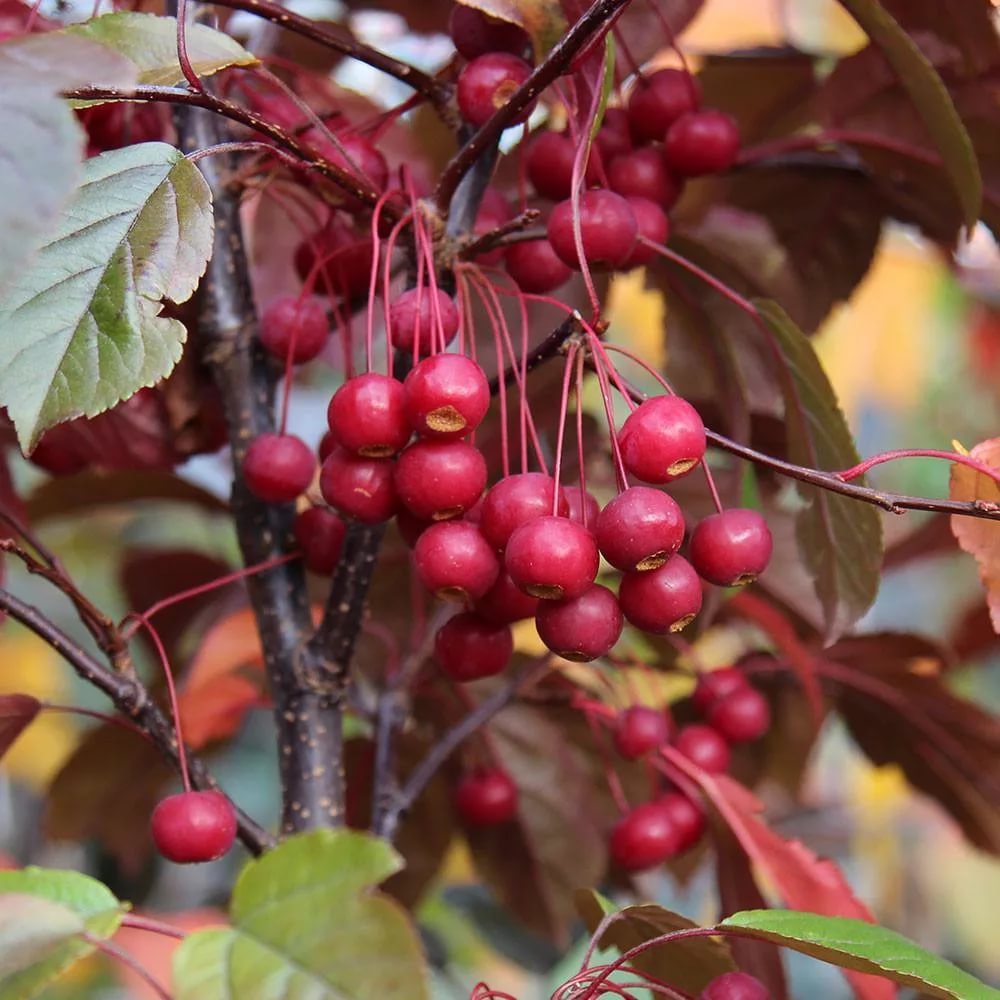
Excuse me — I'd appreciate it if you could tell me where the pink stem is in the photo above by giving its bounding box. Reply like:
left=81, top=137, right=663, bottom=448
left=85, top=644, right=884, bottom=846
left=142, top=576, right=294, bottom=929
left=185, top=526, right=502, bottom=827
left=837, top=448, right=1000, bottom=488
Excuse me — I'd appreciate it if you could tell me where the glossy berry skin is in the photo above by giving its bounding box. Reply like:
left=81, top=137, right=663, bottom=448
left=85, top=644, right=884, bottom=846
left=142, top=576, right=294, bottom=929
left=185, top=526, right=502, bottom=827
left=505, top=515, right=599, bottom=600
left=394, top=440, right=487, bottom=521
left=525, top=130, right=601, bottom=201
left=547, top=190, right=638, bottom=270
left=327, top=373, right=409, bottom=457
left=627, top=68, right=701, bottom=142
left=150, top=791, right=237, bottom=864
left=535, top=583, right=623, bottom=661
left=449, top=4, right=530, bottom=60
left=390, top=287, right=460, bottom=356
left=293, top=506, right=346, bottom=574
left=699, top=971, right=771, bottom=1000
left=692, top=667, right=748, bottom=714
left=623, top=196, right=669, bottom=268
left=595, top=486, right=684, bottom=572
left=614, top=706, right=670, bottom=759
left=505, top=239, right=573, bottom=294
left=413, top=521, right=499, bottom=602
left=403, top=354, right=490, bottom=440
left=688, top=508, right=773, bottom=586
left=564, top=485, right=601, bottom=530
left=259, top=295, right=328, bottom=363
left=618, top=555, right=703, bottom=634
left=434, top=612, right=513, bottom=681
left=457, top=53, right=534, bottom=127
left=242, top=433, right=314, bottom=504
left=479, top=473, right=568, bottom=550
left=319, top=449, right=398, bottom=524
left=675, top=724, right=731, bottom=774
left=618, top=395, right=706, bottom=483
left=658, top=792, right=705, bottom=852
left=664, top=110, right=741, bottom=176
left=708, top=687, right=771, bottom=743
left=609, top=801, right=681, bottom=872
left=474, top=570, right=540, bottom=624
left=455, top=769, right=518, bottom=826
left=608, top=148, right=681, bottom=209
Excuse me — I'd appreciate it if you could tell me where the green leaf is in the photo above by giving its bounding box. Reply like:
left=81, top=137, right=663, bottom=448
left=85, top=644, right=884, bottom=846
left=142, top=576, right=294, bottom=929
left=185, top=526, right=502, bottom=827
left=835, top=0, right=981, bottom=230
left=721, top=910, right=1000, bottom=1000
left=65, top=12, right=257, bottom=89
left=457, top=0, right=567, bottom=60
left=0, top=142, right=213, bottom=452
left=173, top=829, right=430, bottom=1000
left=587, top=33, right=617, bottom=146
left=753, top=298, right=882, bottom=640
left=0, top=867, right=125, bottom=1000
left=0, top=34, right=136, bottom=299
left=575, top=891, right=737, bottom=995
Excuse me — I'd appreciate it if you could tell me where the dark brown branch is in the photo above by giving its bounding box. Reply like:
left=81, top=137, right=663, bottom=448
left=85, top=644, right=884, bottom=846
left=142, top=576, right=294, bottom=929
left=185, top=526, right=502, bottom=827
left=67, top=85, right=396, bottom=215
left=205, top=0, right=450, bottom=109
left=0, top=587, right=272, bottom=854
left=174, top=100, right=345, bottom=834
left=434, top=0, right=635, bottom=214
left=458, top=208, right=541, bottom=260
left=488, top=314, right=582, bottom=396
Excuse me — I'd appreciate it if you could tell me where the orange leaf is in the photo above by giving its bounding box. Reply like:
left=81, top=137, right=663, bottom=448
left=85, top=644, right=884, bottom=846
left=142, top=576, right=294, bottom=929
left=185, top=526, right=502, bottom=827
left=183, top=607, right=265, bottom=691
left=950, top=438, right=1000, bottom=634
left=178, top=673, right=262, bottom=749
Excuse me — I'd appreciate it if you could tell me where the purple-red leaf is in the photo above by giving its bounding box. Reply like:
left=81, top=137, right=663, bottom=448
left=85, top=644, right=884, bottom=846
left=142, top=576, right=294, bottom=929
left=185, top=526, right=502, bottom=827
left=0, top=694, right=41, bottom=759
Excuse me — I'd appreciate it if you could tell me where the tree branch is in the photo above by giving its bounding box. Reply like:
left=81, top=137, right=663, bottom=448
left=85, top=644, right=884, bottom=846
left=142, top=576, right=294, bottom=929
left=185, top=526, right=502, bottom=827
left=488, top=314, right=582, bottom=395
left=0, top=587, right=273, bottom=854
left=434, top=0, right=635, bottom=215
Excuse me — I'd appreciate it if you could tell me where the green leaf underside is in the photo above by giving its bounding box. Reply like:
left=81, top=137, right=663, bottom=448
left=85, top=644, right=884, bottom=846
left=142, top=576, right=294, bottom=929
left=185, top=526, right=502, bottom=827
left=754, top=298, right=882, bottom=640
left=835, top=0, right=982, bottom=230
left=66, top=12, right=257, bottom=89
left=0, top=142, right=213, bottom=451
left=0, top=868, right=125, bottom=1000
left=721, top=910, right=1000, bottom=1000
left=173, top=830, right=431, bottom=1000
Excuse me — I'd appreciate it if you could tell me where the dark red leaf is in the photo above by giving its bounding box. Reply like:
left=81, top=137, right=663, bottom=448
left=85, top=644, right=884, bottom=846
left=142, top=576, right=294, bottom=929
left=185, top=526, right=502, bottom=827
left=0, top=694, right=41, bottom=760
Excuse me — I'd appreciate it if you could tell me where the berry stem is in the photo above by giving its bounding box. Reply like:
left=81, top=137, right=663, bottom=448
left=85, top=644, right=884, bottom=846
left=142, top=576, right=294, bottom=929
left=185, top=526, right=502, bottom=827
left=119, top=914, right=188, bottom=940
left=837, top=448, right=1000, bottom=488
left=174, top=0, right=204, bottom=93
left=551, top=344, right=581, bottom=513
left=82, top=935, right=171, bottom=1000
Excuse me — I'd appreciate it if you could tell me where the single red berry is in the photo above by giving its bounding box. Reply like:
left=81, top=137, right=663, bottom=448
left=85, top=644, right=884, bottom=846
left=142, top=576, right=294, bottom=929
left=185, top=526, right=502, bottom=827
left=505, top=239, right=572, bottom=294
left=525, top=130, right=601, bottom=201
left=535, top=583, right=623, bottom=661
left=608, top=147, right=681, bottom=208
left=479, top=472, right=568, bottom=549
left=295, top=217, right=372, bottom=299
left=699, top=971, right=771, bottom=1000
left=675, top=723, right=731, bottom=773
left=564, top=485, right=601, bottom=530
left=688, top=508, right=773, bottom=586
left=293, top=506, right=346, bottom=574
left=547, top=190, right=638, bottom=270
left=403, top=354, right=490, bottom=440
left=473, top=570, right=540, bottom=624
left=614, top=706, right=670, bottom=759
left=455, top=768, right=518, bottom=826
left=609, top=801, right=681, bottom=872
left=457, top=52, right=534, bottom=127
left=658, top=792, right=705, bottom=852
left=594, top=107, right=632, bottom=161
left=595, top=486, right=684, bottom=572
left=435, top=612, right=513, bottom=681
left=664, top=110, right=741, bottom=176
left=449, top=4, right=531, bottom=60
left=327, top=373, right=409, bottom=458
left=692, top=667, right=748, bottom=715
left=150, top=791, right=237, bottom=864
left=259, top=295, right=328, bottom=364
left=413, top=520, right=499, bottom=602
left=618, top=555, right=703, bottom=634
left=242, top=433, right=314, bottom=504
left=325, top=132, right=389, bottom=192
left=626, top=68, right=701, bottom=142
left=708, top=686, right=771, bottom=743
left=505, top=515, right=599, bottom=600
left=395, top=440, right=487, bottom=521
left=618, top=395, right=706, bottom=483
left=319, top=449, right=398, bottom=523
left=389, top=287, right=460, bottom=356
left=622, top=196, right=669, bottom=268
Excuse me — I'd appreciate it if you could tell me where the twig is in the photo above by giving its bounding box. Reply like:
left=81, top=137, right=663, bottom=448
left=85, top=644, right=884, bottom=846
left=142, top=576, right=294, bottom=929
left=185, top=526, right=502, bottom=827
left=205, top=0, right=450, bottom=110
left=458, top=208, right=541, bottom=260
left=434, top=0, right=636, bottom=215
left=487, top=314, right=582, bottom=395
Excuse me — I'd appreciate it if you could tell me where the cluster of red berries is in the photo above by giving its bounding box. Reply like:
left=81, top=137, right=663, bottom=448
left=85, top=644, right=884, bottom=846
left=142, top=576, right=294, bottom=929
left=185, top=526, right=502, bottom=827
left=609, top=667, right=770, bottom=873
